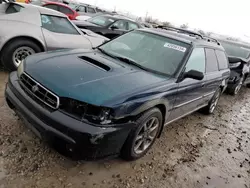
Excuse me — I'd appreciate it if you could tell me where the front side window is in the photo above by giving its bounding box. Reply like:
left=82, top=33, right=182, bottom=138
left=78, top=5, right=86, bottom=12
left=185, top=48, right=205, bottom=73
left=128, top=22, right=139, bottom=30
left=41, top=15, right=79, bottom=35
left=205, top=48, right=219, bottom=73
left=87, top=16, right=115, bottom=26
left=99, top=31, right=190, bottom=76
left=215, top=50, right=229, bottom=70
left=111, top=20, right=127, bottom=30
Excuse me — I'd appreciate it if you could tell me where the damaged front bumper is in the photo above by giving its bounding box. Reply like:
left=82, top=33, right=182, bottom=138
left=5, top=72, right=135, bottom=160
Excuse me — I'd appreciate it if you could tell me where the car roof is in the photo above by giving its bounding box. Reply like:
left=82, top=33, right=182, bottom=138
left=0, top=2, right=67, bottom=26
left=44, top=1, right=71, bottom=7
left=140, top=28, right=225, bottom=51
left=17, top=2, right=67, bottom=17
left=98, top=14, right=137, bottom=22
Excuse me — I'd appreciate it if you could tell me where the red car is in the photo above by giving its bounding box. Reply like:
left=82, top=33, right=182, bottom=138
left=43, top=2, right=79, bottom=20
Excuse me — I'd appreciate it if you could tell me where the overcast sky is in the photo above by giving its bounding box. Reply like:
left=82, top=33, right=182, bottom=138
left=81, top=0, right=250, bottom=41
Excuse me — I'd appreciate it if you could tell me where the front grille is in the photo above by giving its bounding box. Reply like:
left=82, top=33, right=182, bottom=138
left=19, top=73, right=59, bottom=109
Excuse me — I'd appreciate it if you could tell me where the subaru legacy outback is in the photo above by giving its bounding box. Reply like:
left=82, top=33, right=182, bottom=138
left=5, top=27, right=230, bottom=160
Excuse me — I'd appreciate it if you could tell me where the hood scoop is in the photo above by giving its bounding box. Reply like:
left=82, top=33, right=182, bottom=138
left=79, top=56, right=111, bottom=71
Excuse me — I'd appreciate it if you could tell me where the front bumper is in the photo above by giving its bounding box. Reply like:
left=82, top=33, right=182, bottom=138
left=5, top=72, right=135, bottom=160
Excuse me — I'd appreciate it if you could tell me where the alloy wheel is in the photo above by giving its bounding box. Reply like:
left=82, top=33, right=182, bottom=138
left=133, top=117, right=160, bottom=154
left=209, top=92, right=220, bottom=113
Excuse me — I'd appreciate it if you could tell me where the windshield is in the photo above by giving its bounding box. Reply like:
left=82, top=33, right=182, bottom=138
left=87, top=15, right=115, bottom=26
left=99, top=30, right=190, bottom=76
left=220, top=41, right=250, bottom=59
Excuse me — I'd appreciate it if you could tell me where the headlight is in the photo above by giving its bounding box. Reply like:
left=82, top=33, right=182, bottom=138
left=17, top=60, right=24, bottom=78
left=60, top=98, right=113, bottom=125
left=229, top=62, right=241, bottom=69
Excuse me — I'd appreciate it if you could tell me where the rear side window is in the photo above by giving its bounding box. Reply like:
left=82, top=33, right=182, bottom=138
left=185, top=48, right=206, bottom=73
left=205, top=48, right=219, bottom=72
left=5, top=4, right=23, bottom=14
left=87, top=7, right=95, bottom=13
left=59, top=6, right=73, bottom=14
left=41, top=15, right=79, bottom=35
left=215, top=50, right=229, bottom=70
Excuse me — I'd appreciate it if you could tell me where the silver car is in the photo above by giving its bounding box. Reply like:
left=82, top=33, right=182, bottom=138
left=0, top=2, right=108, bottom=71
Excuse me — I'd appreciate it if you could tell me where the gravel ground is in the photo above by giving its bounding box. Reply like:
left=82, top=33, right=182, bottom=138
left=0, top=70, right=250, bottom=188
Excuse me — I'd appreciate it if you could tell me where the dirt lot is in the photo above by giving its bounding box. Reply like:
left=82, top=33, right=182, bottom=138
left=0, top=70, right=250, bottom=188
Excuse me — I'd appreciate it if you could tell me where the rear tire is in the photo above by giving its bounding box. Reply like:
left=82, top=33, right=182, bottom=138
left=201, top=88, right=221, bottom=114
left=226, top=77, right=243, bottom=95
left=0, top=39, right=41, bottom=71
left=121, top=108, right=162, bottom=161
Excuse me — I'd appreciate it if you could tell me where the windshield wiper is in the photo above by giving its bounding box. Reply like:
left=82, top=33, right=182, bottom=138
left=113, top=56, right=148, bottom=70
left=97, top=48, right=147, bottom=70
left=96, top=47, right=118, bottom=59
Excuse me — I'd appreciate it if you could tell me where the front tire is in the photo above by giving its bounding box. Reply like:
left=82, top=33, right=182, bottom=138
left=1, top=39, right=41, bottom=71
left=121, top=108, right=163, bottom=161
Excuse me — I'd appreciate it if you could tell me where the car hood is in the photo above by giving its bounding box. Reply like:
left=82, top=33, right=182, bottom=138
left=24, top=49, right=167, bottom=106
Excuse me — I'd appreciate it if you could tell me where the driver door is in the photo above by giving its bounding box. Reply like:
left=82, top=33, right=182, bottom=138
left=168, top=48, right=207, bottom=121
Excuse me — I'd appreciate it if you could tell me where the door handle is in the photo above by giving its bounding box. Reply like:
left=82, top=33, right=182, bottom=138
left=201, top=83, right=205, bottom=87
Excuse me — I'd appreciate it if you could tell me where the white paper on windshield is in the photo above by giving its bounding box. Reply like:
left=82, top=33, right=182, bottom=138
left=108, top=19, right=115, bottom=22
left=164, top=42, right=186, bottom=52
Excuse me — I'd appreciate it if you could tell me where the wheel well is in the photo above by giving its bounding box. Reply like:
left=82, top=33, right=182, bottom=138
left=1, top=36, right=45, bottom=52
left=155, top=104, right=166, bottom=138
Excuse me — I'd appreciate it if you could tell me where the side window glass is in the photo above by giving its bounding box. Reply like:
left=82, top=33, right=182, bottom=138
left=59, top=6, right=73, bottom=14
left=87, top=7, right=95, bottom=13
left=44, top=4, right=58, bottom=11
left=215, top=50, right=229, bottom=70
left=78, top=6, right=86, bottom=12
left=111, top=20, right=127, bottom=30
left=205, top=48, right=219, bottom=72
left=41, top=15, right=79, bottom=35
left=186, top=48, right=205, bottom=73
left=128, top=22, right=139, bottom=30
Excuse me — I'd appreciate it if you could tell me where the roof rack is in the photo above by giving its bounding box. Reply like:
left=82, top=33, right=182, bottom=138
left=156, top=25, right=203, bottom=39
left=202, top=36, right=220, bottom=45
left=156, top=25, right=220, bottom=45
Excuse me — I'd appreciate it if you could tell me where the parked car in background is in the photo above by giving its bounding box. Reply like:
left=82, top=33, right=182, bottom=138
left=0, top=2, right=108, bottom=71
left=219, top=39, right=250, bottom=95
left=42, top=2, right=78, bottom=20
left=5, top=27, right=229, bottom=160
left=69, top=3, right=104, bottom=16
left=73, top=14, right=143, bottom=39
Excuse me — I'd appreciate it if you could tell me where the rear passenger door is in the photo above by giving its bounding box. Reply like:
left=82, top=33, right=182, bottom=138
left=215, top=50, right=230, bottom=88
left=204, top=49, right=230, bottom=102
left=203, top=48, right=222, bottom=102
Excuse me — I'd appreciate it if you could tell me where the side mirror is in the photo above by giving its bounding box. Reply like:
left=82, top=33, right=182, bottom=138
left=110, top=25, right=119, bottom=30
left=184, top=70, right=204, bottom=80
left=76, top=8, right=79, bottom=12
